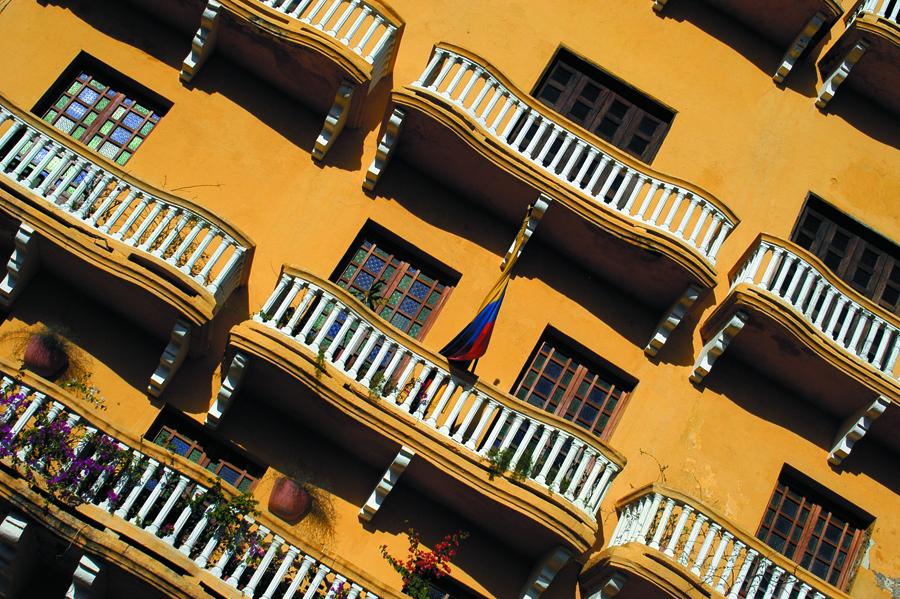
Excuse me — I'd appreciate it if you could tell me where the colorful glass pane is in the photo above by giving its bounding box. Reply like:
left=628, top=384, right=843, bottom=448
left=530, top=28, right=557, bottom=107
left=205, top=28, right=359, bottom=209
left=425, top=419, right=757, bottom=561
left=122, top=111, right=143, bottom=130
left=95, top=97, right=110, bottom=111
left=111, top=106, right=126, bottom=120
left=77, top=86, right=99, bottom=104
left=110, top=126, right=131, bottom=145
left=99, top=141, right=119, bottom=159
left=65, top=102, right=88, bottom=119
left=54, top=96, right=69, bottom=110
left=54, top=117, right=75, bottom=134
left=83, top=112, right=97, bottom=126
left=99, top=120, right=114, bottom=135
left=127, top=136, right=142, bottom=151
left=67, top=82, right=83, bottom=95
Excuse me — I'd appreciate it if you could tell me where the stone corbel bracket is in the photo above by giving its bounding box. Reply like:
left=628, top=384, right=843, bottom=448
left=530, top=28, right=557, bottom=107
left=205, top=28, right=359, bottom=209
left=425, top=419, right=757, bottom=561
left=690, top=311, right=748, bottom=384
left=207, top=350, right=250, bottom=428
left=359, top=446, right=414, bottom=522
left=181, top=0, right=222, bottom=83
left=500, top=194, right=552, bottom=270
left=147, top=317, right=192, bottom=398
left=774, top=12, right=827, bottom=83
left=520, top=547, right=573, bottom=598
left=645, top=284, right=702, bottom=357
left=66, top=554, right=107, bottom=599
left=828, top=395, right=889, bottom=465
left=583, top=571, right=627, bottom=599
left=363, top=107, right=406, bottom=192
left=816, top=40, right=869, bottom=108
left=313, top=79, right=357, bottom=161
left=0, top=512, right=36, bottom=598
left=0, top=223, right=39, bottom=309
left=652, top=0, right=669, bottom=12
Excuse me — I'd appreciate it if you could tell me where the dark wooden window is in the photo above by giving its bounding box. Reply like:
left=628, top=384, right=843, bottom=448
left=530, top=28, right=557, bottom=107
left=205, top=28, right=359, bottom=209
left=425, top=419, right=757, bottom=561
left=35, top=55, right=166, bottom=166
left=511, top=337, right=632, bottom=441
left=148, top=416, right=264, bottom=493
left=534, top=49, right=673, bottom=163
left=333, top=234, right=454, bottom=340
left=757, top=476, right=868, bottom=590
left=792, top=197, right=900, bottom=314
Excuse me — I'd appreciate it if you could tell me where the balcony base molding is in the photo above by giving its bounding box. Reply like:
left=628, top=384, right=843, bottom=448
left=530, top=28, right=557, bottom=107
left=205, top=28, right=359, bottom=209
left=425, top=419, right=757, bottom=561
left=207, top=350, right=250, bottom=428
left=690, top=311, right=748, bottom=384
left=313, top=79, right=356, bottom=161
left=816, top=39, right=869, bottom=108
left=774, top=12, right=828, bottom=83
left=180, top=0, right=222, bottom=84
left=581, top=544, right=710, bottom=599
left=520, top=546, right=573, bottom=598
left=359, top=445, right=414, bottom=522
left=829, top=395, right=890, bottom=465
left=67, top=554, right=108, bottom=599
left=645, top=284, right=702, bottom=358
left=0, top=222, right=38, bottom=309
left=363, top=106, right=406, bottom=192
left=147, top=318, right=192, bottom=398
left=0, top=512, right=37, bottom=598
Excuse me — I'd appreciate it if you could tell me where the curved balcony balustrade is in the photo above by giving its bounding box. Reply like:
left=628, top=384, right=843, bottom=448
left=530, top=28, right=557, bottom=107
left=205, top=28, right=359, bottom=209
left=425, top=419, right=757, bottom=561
left=210, top=266, right=626, bottom=555
left=580, top=485, right=844, bottom=599
left=816, top=0, right=900, bottom=112
left=366, top=44, right=738, bottom=350
left=652, top=0, right=844, bottom=83
left=0, top=361, right=390, bottom=599
left=691, top=235, right=899, bottom=462
left=0, top=95, right=254, bottom=395
left=133, top=0, right=404, bottom=159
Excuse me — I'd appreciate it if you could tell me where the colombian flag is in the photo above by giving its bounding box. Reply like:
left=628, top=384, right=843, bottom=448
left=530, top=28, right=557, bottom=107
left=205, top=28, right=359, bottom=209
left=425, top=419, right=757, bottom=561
left=440, top=206, right=533, bottom=363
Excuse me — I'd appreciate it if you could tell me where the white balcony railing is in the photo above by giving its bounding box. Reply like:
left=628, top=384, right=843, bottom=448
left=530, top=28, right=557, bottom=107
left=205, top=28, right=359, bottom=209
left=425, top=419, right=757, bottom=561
left=254, top=270, right=622, bottom=520
left=260, top=0, right=400, bottom=86
left=851, top=0, right=900, bottom=25
left=733, top=237, right=900, bottom=380
left=0, top=374, right=375, bottom=598
left=410, top=46, right=735, bottom=265
left=0, top=104, right=249, bottom=304
left=611, top=489, right=834, bottom=599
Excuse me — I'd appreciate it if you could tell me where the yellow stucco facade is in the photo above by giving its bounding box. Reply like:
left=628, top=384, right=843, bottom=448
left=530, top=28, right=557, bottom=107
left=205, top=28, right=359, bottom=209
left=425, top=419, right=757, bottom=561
left=0, top=0, right=895, bottom=597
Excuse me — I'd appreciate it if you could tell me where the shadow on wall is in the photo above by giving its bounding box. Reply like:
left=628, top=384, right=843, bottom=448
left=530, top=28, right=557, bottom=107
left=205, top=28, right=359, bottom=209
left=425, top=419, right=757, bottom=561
left=821, top=87, right=900, bottom=149
left=700, top=352, right=900, bottom=496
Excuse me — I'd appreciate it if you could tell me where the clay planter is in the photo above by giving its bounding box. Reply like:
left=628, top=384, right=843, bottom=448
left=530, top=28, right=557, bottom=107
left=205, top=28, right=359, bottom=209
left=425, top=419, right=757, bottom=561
left=268, top=477, right=311, bottom=524
left=23, top=334, right=69, bottom=380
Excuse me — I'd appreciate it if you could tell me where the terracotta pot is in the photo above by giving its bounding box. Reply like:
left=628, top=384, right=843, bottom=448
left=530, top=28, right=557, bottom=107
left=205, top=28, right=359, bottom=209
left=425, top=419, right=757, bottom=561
left=268, top=477, right=311, bottom=524
left=23, top=334, right=69, bottom=380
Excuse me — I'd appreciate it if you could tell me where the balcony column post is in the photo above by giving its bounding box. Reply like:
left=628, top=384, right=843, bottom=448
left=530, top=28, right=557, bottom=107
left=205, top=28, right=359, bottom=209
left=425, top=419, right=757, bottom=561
left=644, top=284, right=702, bottom=357
left=425, top=377, right=458, bottom=427
left=148, top=317, right=192, bottom=398
left=773, top=12, right=827, bottom=83
left=181, top=0, right=222, bottom=83
left=364, top=106, right=406, bottom=192
left=441, top=386, right=473, bottom=435
left=690, top=311, right=748, bottom=384
left=207, top=350, right=250, bottom=428
left=313, top=79, right=357, bottom=161
left=519, top=547, right=572, bottom=599
left=359, top=446, right=414, bottom=522
left=816, top=40, right=869, bottom=108
left=509, top=421, right=541, bottom=472
left=458, top=393, right=492, bottom=448
left=829, top=395, right=889, bottom=465
left=0, top=223, right=39, bottom=310
left=727, top=548, right=759, bottom=599
left=534, top=433, right=567, bottom=485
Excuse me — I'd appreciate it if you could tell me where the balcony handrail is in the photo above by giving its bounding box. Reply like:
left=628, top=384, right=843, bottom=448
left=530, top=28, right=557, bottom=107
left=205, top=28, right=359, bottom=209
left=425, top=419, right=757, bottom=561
left=253, top=266, right=626, bottom=521
left=0, top=94, right=254, bottom=307
left=611, top=484, right=846, bottom=599
left=254, top=0, right=404, bottom=87
left=731, top=234, right=900, bottom=380
left=850, top=0, right=900, bottom=26
left=0, top=360, right=388, bottom=599
left=407, top=42, right=738, bottom=266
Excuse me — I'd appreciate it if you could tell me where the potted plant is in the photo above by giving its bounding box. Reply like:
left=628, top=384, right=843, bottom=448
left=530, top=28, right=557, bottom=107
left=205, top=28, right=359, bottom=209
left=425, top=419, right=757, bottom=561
left=381, top=528, right=468, bottom=599
left=268, top=476, right=312, bottom=524
left=23, top=325, right=71, bottom=380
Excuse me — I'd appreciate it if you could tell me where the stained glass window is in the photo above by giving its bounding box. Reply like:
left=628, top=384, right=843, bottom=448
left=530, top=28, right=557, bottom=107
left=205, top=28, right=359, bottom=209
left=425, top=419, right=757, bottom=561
left=334, top=235, right=454, bottom=339
left=511, top=338, right=632, bottom=441
left=150, top=424, right=260, bottom=492
left=757, top=476, right=868, bottom=590
left=40, top=70, right=161, bottom=166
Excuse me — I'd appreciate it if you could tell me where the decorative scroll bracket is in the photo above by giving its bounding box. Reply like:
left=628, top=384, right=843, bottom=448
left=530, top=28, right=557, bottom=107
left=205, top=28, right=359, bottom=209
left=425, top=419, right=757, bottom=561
left=359, top=446, right=414, bottom=522
left=520, top=547, right=573, bottom=598
left=690, top=311, right=748, bottom=384
left=644, top=284, right=702, bottom=357
left=0, top=512, right=37, bottom=599
left=652, top=0, right=669, bottom=12
left=816, top=40, right=869, bottom=108
left=66, top=554, right=107, bottom=599
left=363, top=107, right=406, bottom=192
left=500, top=195, right=552, bottom=270
left=0, top=223, right=39, bottom=310
left=773, top=12, right=827, bottom=83
left=147, top=317, right=192, bottom=398
left=207, top=350, right=250, bottom=429
left=829, top=395, right=889, bottom=465
left=181, top=0, right=222, bottom=83
left=313, top=79, right=357, bottom=161
left=583, top=571, right=627, bottom=599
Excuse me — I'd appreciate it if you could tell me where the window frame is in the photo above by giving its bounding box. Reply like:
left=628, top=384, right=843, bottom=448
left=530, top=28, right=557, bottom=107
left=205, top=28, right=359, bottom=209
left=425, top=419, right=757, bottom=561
left=532, top=47, right=674, bottom=163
